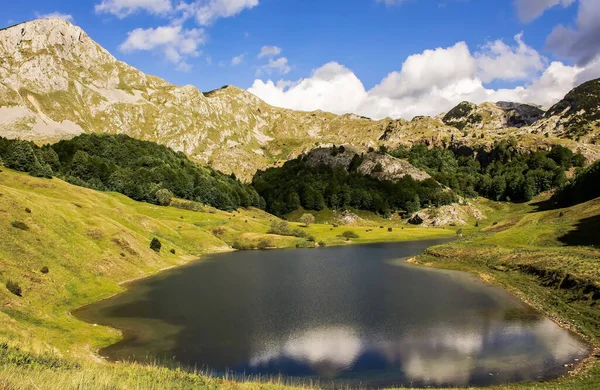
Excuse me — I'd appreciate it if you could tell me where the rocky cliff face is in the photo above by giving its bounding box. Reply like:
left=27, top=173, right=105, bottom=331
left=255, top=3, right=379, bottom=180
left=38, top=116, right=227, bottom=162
left=442, top=101, right=544, bottom=130
left=531, top=78, right=600, bottom=143
left=1, top=19, right=599, bottom=179
left=304, top=146, right=431, bottom=182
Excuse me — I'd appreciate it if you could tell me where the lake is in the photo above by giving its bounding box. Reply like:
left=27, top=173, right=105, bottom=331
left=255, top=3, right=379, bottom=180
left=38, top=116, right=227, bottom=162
left=75, top=240, right=589, bottom=388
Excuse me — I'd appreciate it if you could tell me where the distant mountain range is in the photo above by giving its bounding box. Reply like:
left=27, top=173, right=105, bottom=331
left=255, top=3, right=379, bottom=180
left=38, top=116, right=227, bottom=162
left=1, top=18, right=600, bottom=179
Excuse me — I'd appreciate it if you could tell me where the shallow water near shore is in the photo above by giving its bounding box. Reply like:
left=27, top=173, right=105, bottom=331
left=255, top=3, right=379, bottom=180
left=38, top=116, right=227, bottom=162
left=75, top=239, right=589, bottom=388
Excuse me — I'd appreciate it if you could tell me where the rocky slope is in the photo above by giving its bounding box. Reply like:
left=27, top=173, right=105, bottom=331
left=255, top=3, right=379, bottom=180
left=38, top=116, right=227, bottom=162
left=1, top=19, right=600, bottom=179
left=304, top=146, right=431, bottom=181
left=531, top=78, right=600, bottom=143
left=441, top=101, right=545, bottom=131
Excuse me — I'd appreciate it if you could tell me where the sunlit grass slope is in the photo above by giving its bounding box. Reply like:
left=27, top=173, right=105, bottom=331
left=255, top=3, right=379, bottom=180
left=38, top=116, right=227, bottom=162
left=409, top=196, right=600, bottom=389
left=0, top=166, right=462, bottom=390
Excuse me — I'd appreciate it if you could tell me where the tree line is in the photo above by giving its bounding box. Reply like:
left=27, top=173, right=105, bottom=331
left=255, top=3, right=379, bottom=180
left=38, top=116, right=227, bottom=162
left=0, top=134, right=264, bottom=211
left=390, top=141, right=585, bottom=202
left=552, top=160, right=600, bottom=207
left=252, top=156, right=456, bottom=217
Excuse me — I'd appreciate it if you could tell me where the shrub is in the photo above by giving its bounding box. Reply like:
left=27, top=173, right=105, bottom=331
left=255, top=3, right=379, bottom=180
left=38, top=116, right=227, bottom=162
left=150, top=238, right=162, bottom=252
left=24, top=208, right=31, bottom=214
left=257, top=239, right=272, bottom=250
left=339, top=231, right=360, bottom=240
left=155, top=189, right=174, bottom=206
left=86, top=229, right=104, bottom=240
left=388, top=227, right=393, bottom=232
left=299, top=213, right=315, bottom=227
left=40, top=266, right=49, bottom=274
left=268, top=220, right=293, bottom=235
left=318, top=241, right=326, bottom=247
left=212, top=226, right=227, bottom=236
left=11, top=221, right=29, bottom=231
left=6, top=281, right=21, bottom=297
left=232, top=240, right=255, bottom=250
left=170, top=249, right=176, bottom=254
left=457, top=229, right=463, bottom=237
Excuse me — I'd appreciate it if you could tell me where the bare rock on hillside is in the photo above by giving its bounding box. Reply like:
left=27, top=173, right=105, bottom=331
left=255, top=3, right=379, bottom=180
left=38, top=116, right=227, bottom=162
left=407, top=203, right=485, bottom=227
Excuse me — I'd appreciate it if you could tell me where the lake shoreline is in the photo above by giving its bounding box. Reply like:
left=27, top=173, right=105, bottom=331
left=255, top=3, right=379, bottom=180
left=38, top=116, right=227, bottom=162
left=409, top=249, right=600, bottom=386
left=73, top=238, right=593, bottom=389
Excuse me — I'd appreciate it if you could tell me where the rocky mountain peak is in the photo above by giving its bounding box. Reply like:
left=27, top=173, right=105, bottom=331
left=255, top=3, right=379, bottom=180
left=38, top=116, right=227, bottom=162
left=442, top=100, right=545, bottom=130
left=537, top=78, right=600, bottom=141
left=0, top=19, right=599, bottom=180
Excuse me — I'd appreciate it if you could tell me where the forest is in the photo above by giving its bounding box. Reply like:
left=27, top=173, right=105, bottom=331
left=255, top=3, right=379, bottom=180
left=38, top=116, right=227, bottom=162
left=0, top=135, right=590, bottom=217
left=0, top=134, right=264, bottom=211
left=252, top=158, right=456, bottom=217
left=252, top=141, right=585, bottom=217
left=552, top=160, right=600, bottom=207
left=390, top=141, right=585, bottom=202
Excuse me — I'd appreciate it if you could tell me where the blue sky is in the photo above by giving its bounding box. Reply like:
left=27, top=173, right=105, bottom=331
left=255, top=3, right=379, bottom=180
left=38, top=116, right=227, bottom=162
left=2, top=0, right=600, bottom=119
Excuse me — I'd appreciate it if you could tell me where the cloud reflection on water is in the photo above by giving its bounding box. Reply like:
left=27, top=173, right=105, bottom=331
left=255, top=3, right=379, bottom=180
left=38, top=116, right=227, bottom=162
left=248, top=317, right=588, bottom=386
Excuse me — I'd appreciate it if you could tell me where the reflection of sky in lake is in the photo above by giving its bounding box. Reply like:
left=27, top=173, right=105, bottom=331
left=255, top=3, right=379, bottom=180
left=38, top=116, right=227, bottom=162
left=75, top=240, right=589, bottom=388
left=246, top=317, right=587, bottom=387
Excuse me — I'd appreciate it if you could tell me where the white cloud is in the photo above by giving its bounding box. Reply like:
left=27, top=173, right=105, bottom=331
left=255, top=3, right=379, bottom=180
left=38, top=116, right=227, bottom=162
left=104, top=0, right=260, bottom=71
left=119, top=25, right=205, bottom=71
left=514, top=0, right=575, bottom=22
left=256, top=57, right=291, bottom=76
left=546, top=0, right=600, bottom=65
left=258, top=45, right=282, bottom=59
left=250, top=62, right=367, bottom=115
left=369, top=42, right=476, bottom=100
left=476, top=33, right=546, bottom=83
left=231, top=53, right=245, bottom=65
left=194, top=0, right=259, bottom=25
left=35, top=11, right=74, bottom=22
left=95, top=0, right=173, bottom=18
left=249, top=36, right=600, bottom=120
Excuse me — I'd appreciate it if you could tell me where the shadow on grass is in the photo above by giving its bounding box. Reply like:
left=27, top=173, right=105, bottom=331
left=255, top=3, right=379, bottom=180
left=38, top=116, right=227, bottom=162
left=558, top=214, right=600, bottom=248
left=530, top=197, right=557, bottom=212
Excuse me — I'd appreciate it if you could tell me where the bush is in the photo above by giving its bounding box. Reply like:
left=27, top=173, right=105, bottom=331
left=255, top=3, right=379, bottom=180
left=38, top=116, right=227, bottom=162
left=339, top=231, right=360, bottom=240
left=6, top=281, right=21, bottom=297
left=457, top=229, right=463, bottom=236
left=212, top=226, right=227, bottom=236
left=299, top=213, right=315, bottom=227
left=232, top=240, right=255, bottom=250
left=170, top=249, right=176, bottom=254
left=11, top=221, right=29, bottom=231
left=388, top=227, right=393, bottom=232
left=155, top=189, right=174, bottom=206
left=257, top=239, right=272, bottom=250
left=24, top=208, right=31, bottom=214
left=40, top=266, right=49, bottom=274
left=150, top=238, right=162, bottom=252
left=318, top=241, right=326, bottom=247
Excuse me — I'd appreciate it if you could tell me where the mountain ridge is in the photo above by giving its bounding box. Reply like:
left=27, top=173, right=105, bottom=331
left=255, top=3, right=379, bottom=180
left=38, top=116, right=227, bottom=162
left=1, top=18, right=600, bottom=179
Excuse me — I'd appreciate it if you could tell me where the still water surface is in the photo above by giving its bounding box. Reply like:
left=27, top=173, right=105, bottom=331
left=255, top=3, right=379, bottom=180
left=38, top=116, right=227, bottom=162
left=76, top=240, right=589, bottom=388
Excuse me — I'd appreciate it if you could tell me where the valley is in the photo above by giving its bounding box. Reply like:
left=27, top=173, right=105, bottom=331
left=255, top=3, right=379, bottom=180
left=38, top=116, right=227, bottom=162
left=1, top=15, right=600, bottom=390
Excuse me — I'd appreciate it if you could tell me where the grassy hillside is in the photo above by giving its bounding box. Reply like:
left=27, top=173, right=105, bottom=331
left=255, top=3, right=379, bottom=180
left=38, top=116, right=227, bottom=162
left=2, top=166, right=600, bottom=389
left=410, top=196, right=600, bottom=389
left=0, top=167, right=459, bottom=389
